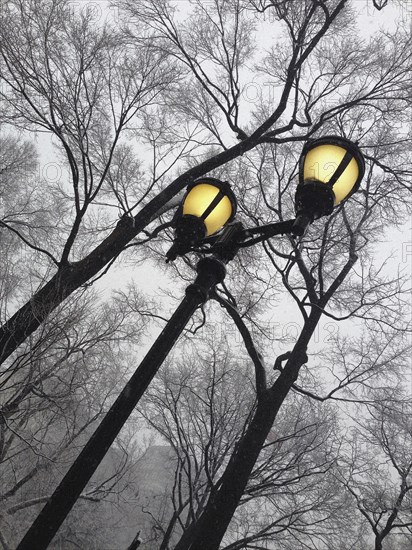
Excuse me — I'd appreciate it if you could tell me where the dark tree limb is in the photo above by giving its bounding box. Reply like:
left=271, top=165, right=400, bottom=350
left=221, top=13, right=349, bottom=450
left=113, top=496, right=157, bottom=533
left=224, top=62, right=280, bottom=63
left=211, top=290, right=267, bottom=396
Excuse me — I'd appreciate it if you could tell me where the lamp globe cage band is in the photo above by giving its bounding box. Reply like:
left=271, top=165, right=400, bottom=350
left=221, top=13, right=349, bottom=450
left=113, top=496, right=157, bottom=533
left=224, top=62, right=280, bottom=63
left=293, top=135, right=365, bottom=236
left=166, top=177, right=237, bottom=262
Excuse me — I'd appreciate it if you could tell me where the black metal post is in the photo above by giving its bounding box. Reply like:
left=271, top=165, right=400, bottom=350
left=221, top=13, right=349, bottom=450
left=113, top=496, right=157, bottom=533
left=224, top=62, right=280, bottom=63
left=126, top=530, right=142, bottom=550
left=16, top=256, right=228, bottom=550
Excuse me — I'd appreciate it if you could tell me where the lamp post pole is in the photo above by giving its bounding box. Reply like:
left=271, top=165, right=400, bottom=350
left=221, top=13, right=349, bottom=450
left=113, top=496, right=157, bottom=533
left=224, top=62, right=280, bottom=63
left=16, top=224, right=243, bottom=550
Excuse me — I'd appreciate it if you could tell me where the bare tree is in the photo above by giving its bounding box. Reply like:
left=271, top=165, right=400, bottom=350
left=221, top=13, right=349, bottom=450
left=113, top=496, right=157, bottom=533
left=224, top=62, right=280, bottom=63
left=2, top=0, right=409, bottom=363
left=0, top=0, right=411, bottom=547
left=137, top=340, right=359, bottom=550
left=138, top=346, right=254, bottom=549
left=0, top=0, right=180, bottom=362
left=0, top=137, right=152, bottom=547
left=338, top=396, right=412, bottom=550
left=0, top=282, right=151, bottom=548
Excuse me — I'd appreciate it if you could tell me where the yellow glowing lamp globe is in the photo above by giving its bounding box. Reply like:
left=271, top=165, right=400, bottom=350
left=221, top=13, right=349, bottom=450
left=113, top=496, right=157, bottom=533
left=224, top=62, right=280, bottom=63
left=302, top=141, right=363, bottom=204
left=295, top=136, right=365, bottom=224
left=165, top=177, right=237, bottom=262
left=183, top=178, right=237, bottom=236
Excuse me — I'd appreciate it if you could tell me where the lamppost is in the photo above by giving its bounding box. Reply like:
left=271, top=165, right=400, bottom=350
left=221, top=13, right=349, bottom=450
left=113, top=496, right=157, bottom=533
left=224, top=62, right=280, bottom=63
left=17, top=136, right=365, bottom=550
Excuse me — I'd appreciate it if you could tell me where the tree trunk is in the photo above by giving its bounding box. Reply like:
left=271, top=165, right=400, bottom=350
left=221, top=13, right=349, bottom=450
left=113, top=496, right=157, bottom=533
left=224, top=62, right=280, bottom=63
left=0, top=221, right=136, bottom=364
left=174, top=370, right=299, bottom=550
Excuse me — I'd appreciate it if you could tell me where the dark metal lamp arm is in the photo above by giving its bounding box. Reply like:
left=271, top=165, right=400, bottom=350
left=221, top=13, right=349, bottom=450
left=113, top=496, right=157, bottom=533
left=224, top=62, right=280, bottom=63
left=178, top=217, right=306, bottom=259
left=238, top=219, right=296, bottom=248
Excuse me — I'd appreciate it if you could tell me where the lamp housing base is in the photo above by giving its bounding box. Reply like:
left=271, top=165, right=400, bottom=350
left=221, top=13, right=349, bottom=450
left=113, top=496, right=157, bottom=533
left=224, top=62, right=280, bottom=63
left=166, top=215, right=206, bottom=262
left=293, top=180, right=335, bottom=236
